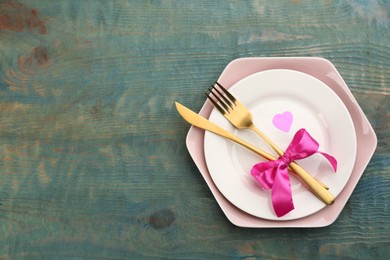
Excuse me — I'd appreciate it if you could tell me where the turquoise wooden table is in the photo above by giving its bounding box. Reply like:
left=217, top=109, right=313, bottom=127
left=0, top=1, right=389, bottom=259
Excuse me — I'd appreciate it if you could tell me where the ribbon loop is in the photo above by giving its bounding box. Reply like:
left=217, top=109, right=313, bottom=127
left=250, top=128, right=337, bottom=217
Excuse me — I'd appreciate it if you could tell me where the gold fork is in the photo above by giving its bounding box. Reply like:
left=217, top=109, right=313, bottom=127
left=206, top=82, right=334, bottom=205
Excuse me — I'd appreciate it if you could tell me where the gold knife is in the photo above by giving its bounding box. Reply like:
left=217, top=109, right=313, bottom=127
left=175, top=102, right=334, bottom=205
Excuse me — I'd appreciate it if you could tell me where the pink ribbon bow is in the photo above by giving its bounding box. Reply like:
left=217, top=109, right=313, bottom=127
left=250, top=128, right=337, bottom=217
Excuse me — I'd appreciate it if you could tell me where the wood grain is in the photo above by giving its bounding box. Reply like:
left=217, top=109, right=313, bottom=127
left=0, top=0, right=389, bottom=258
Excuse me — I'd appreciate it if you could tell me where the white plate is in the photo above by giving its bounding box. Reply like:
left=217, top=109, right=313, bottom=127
left=204, top=69, right=357, bottom=220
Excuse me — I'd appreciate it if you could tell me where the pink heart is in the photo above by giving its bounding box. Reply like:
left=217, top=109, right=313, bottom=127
left=273, top=111, right=293, bottom=132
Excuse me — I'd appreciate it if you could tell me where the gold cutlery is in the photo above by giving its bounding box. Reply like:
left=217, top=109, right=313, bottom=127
left=207, top=83, right=331, bottom=191
left=175, top=101, right=334, bottom=205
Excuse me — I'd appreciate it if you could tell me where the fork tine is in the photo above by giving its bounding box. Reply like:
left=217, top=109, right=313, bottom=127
left=205, top=92, right=226, bottom=115
left=211, top=85, right=234, bottom=109
left=215, top=82, right=237, bottom=104
left=208, top=86, right=231, bottom=112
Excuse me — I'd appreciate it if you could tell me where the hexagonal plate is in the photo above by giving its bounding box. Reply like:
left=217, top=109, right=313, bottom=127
left=185, top=57, right=377, bottom=227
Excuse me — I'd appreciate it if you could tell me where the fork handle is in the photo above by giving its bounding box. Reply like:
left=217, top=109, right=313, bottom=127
left=250, top=125, right=334, bottom=204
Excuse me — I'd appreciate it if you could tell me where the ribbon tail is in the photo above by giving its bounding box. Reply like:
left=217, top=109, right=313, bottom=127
left=271, top=165, right=294, bottom=217
left=319, top=151, right=338, bottom=172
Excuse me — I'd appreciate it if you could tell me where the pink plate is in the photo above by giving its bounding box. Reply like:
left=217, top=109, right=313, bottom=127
left=185, top=57, right=377, bottom=228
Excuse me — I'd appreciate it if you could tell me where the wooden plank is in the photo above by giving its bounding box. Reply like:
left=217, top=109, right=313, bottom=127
left=0, top=0, right=389, bottom=258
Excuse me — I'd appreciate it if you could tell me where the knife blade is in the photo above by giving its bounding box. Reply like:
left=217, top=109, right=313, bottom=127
left=175, top=102, right=274, bottom=160
left=175, top=101, right=334, bottom=205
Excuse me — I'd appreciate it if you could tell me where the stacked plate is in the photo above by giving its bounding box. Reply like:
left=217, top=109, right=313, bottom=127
left=185, top=57, right=377, bottom=227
